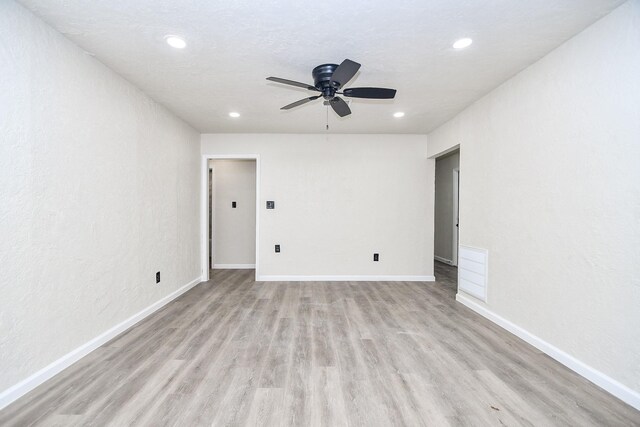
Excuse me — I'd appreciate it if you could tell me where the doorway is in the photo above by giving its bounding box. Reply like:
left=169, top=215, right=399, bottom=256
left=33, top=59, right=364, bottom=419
left=434, top=149, right=460, bottom=267
left=201, top=155, right=260, bottom=282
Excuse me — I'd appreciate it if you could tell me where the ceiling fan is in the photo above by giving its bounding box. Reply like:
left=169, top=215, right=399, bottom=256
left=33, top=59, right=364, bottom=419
left=266, top=59, right=397, bottom=117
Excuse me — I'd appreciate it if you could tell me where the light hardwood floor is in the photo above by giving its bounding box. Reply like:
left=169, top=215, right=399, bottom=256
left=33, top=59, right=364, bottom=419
left=1, top=263, right=639, bottom=426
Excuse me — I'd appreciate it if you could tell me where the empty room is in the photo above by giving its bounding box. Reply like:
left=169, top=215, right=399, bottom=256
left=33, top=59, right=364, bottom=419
left=1, top=0, right=639, bottom=425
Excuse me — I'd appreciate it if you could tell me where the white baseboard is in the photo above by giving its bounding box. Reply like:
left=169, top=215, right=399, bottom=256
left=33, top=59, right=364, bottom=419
left=0, top=276, right=202, bottom=411
left=257, top=275, right=436, bottom=282
left=434, top=255, right=453, bottom=265
left=456, top=292, right=640, bottom=411
left=213, top=264, right=256, bottom=269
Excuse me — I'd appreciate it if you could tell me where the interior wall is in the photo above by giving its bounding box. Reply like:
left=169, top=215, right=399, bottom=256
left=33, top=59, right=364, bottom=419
left=434, top=151, right=460, bottom=263
left=201, top=134, right=433, bottom=279
left=0, top=1, right=201, bottom=394
left=427, top=0, right=640, bottom=398
left=210, top=160, right=257, bottom=267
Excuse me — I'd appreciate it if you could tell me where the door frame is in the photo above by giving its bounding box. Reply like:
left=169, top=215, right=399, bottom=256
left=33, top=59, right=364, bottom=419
left=201, top=154, right=260, bottom=282
left=452, top=167, right=460, bottom=266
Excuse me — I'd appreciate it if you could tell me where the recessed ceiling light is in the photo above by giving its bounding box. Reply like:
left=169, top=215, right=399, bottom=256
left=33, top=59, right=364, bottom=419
left=229, top=112, right=240, bottom=118
left=165, top=35, right=186, bottom=49
left=393, top=112, right=405, bottom=118
left=453, top=38, right=473, bottom=49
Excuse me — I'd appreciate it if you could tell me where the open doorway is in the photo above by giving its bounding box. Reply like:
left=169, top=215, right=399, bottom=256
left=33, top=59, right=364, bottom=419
left=209, top=159, right=257, bottom=272
left=201, top=155, right=260, bottom=282
left=434, top=149, right=460, bottom=284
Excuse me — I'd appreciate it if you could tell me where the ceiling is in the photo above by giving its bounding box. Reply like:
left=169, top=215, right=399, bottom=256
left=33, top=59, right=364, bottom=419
left=19, top=0, right=624, bottom=134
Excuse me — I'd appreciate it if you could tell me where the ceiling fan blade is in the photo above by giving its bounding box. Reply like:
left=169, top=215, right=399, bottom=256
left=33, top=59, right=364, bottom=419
left=330, top=59, right=361, bottom=88
left=267, top=77, right=319, bottom=91
left=281, top=95, right=321, bottom=110
left=342, top=87, right=397, bottom=99
left=330, top=97, right=351, bottom=117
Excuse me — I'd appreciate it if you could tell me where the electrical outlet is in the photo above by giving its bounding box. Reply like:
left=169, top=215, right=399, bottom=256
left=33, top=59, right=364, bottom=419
left=232, top=201, right=237, bottom=208
left=275, top=244, right=280, bottom=253
left=373, top=253, right=379, bottom=262
left=266, top=201, right=275, bottom=209
left=156, top=271, right=161, bottom=283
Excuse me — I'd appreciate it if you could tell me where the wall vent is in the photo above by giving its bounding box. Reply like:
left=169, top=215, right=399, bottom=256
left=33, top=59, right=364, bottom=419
left=458, top=246, right=488, bottom=302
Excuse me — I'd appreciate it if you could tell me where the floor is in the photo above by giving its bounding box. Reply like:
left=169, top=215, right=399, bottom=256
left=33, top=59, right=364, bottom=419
left=1, top=264, right=638, bottom=426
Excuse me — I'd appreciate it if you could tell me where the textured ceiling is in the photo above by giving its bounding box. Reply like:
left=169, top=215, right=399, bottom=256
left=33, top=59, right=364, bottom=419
left=18, top=0, right=624, bottom=134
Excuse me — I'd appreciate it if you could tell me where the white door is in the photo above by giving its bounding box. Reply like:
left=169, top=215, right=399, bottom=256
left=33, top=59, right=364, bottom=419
left=209, top=166, right=215, bottom=269
left=452, top=168, right=460, bottom=266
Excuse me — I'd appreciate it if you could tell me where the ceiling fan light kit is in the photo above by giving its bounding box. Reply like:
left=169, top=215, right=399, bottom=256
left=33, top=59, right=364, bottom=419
left=266, top=59, right=397, bottom=118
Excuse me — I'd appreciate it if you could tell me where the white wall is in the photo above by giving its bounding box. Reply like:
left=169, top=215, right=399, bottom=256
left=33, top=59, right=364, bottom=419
left=428, top=0, right=640, bottom=405
left=434, top=151, right=459, bottom=263
left=210, top=160, right=256, bottom=267
left=201, top=134, right=433, bottom=279
left=0, top=1, right=201, bottom=397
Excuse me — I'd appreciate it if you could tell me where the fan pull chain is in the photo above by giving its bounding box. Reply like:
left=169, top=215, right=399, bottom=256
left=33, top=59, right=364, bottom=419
left=326, top=105, right=329, bottom=131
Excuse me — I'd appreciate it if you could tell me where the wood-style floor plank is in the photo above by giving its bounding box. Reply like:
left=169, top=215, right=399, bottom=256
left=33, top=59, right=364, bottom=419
left=1, top=264, right=638, bottom=426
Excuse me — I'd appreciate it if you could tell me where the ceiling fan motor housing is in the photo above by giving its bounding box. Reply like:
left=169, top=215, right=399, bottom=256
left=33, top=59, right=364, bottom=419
left=312, top=64, right=339, bottom=99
